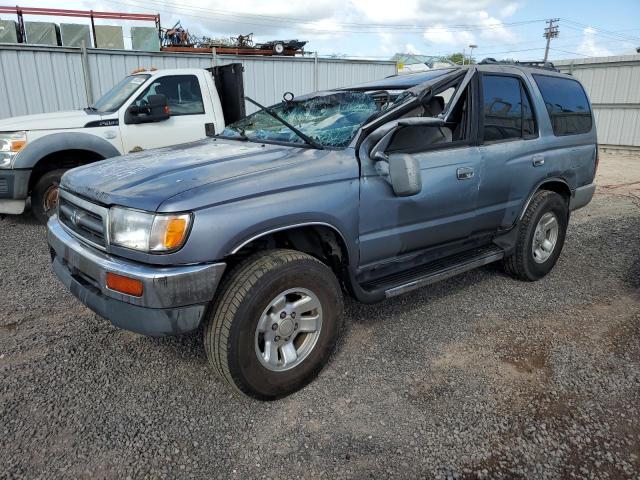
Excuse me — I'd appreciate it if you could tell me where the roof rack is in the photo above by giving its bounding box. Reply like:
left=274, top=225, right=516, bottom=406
left=478, top=58, right=560, bottom=72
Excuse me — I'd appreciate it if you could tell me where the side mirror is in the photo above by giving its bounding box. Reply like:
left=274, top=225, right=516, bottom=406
left=125, top=94, right=170, bottom=124
left=388, top=154, right=422, bottom=197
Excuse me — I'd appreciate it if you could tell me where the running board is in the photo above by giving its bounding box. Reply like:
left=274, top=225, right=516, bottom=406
left=362, top=246, right=504, bottom=299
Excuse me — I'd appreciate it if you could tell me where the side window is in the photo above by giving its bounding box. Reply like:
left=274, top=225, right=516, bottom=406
left=133, top=75, right=205, bottom=116
left=386, top=85, right=471, bottom=154
left=482, top=75, right=537, bottom=142
left=533, top=74, right=592, bottom=135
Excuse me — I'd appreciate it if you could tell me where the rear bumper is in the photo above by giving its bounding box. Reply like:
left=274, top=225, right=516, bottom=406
left=570, top=183, right=596, bottom=211
left=0, top=169, right=30, bottom=214
left=47, top=215, right=226, bottom=336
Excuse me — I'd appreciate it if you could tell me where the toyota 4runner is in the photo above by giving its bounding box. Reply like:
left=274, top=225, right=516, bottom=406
left=47, top=63, right=597, bottom=399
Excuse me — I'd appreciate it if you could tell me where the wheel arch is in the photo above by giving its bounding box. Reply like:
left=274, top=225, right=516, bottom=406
left=519, top=177, right=572, bottom=222
left=225, top=222, right=354, bottom=293
left=13, top=132, right=120, bottom=191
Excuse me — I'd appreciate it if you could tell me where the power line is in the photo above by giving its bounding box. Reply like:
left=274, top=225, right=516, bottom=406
left=105, top=0, right=545, bottom=34
left=563, top=19, right=640, bottom=42
left=549, top=47, right=593, bottom=58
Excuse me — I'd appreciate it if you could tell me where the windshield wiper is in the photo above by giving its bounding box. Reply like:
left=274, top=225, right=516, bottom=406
left=244, top=96, right=324, bottom=150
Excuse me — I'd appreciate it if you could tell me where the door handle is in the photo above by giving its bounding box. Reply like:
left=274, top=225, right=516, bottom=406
left=456, top=167, right=474, bottom=180
left=532, top=154, right=545, bottom=167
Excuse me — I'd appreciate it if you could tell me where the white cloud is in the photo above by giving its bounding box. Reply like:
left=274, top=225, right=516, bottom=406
left=475, top=11, right=517, bottom=43
left=499, top=2, right=519, bottom=18
left=423, top=26, right=475, bottom=46
left=576, top=27, right=613, bottom=57
left=405, top=43, right=420, bottom=54
left=32, top=0, right=525, bottom=57
left=377, top=32, right=394, bottom=54
left=349, top=0, right=422, bottom=23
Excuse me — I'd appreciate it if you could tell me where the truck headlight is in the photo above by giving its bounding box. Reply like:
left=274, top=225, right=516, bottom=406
left=109, top=207, right=192, bottom=253
left=0, top=131, right=27, bottom=168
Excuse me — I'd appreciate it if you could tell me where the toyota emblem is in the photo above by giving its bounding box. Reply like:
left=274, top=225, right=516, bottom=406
left=70, top=210, right=81, bottom=226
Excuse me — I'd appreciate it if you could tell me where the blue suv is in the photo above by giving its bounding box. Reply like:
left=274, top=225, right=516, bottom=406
left=47, top=62, right=597, bottom=399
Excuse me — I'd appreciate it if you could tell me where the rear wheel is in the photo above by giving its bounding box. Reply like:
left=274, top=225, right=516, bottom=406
left=503, top=190, right=568, bottom=281
left=31, top=169, right=66, bottom=224
left=204, top=249, right=344, bottom=400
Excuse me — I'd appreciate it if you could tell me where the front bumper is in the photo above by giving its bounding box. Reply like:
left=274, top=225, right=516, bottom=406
left=47, top=215, right=226, bottom=336
left=0, top=169, right=30, bottom=214
left=570, top=182, right=596, bottom=211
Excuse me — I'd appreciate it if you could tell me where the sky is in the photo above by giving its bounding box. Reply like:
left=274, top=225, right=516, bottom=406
left=6, top=0, right=640, bottom=61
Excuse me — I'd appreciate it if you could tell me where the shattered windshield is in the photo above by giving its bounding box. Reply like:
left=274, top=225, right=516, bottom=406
left=221, top=90, right=405, bottom=148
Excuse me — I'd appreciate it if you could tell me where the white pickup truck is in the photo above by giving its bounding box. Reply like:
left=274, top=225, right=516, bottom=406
left=0, top=64, right=244, bottom=222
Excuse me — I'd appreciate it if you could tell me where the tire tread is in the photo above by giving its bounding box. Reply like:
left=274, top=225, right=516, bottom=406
left=503, top=190, right=562, bottom=281
left=204, top=249, right=330, bottom=396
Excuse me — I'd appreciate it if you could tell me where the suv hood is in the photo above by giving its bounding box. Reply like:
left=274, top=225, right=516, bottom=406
left=0, top=110, right=104, bottom=131
left=61, top=138, right=341, bottom=212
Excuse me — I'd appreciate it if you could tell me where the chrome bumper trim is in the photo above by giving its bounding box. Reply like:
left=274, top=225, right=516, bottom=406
left=48, top=215, right=226, bottom=309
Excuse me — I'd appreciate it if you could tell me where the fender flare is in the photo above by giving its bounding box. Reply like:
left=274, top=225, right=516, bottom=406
left=229, top=221, right=351, bottom=257
left=517, top=177, right=572, bottom=222
left=13, top=132, right=121, bottom=170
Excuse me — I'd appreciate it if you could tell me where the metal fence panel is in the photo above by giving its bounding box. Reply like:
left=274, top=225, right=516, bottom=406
left=216, top=55, right=316, bottom=113
left=0, top=46, right=86, bottom=118
left=0, top=45, right=396, bottom=120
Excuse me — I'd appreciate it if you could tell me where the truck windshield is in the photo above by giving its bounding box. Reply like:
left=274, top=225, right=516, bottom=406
left=91, top=75, right=150, bottom=112
left=221, top=90, right=404, bottom=148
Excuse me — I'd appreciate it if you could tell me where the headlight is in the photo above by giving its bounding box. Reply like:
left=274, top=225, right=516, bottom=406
left=0, top=131, right=27, bottom=168
left=109, top=207, right=192, bottom=253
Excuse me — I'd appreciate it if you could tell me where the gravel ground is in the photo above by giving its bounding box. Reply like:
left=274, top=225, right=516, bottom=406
left=1, top=152, right=639, bottom=479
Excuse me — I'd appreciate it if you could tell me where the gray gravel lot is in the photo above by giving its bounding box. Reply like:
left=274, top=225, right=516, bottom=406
left=1, top=153, right=639, bottom=479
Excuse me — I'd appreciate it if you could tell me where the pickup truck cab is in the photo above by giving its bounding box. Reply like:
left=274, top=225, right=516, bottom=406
left=47, top=63, right=597, bottom=400
left=0, top=64, right=244, bottom=222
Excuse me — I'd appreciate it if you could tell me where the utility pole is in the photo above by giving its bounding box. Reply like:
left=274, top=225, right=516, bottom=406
left=543, top=18, right=559, bottom=63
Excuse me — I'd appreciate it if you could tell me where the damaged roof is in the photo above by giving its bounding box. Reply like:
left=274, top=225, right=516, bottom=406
left=344, top=68, right=459, bottom=91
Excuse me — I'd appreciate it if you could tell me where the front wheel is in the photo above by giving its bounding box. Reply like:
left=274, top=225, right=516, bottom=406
left=31, top=169, right=66, bottom=224
left=503, top=190, right=568, bottom=281
left=204, top=249, right=344, bottom=400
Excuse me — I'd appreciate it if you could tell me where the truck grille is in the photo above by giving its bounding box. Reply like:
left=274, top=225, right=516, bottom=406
left=0, top=178, right=8, bottom=195
left=58, top=191, right=108, bottom=250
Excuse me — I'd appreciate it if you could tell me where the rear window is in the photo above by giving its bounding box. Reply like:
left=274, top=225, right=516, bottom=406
left=533, top=75, right=592, bottom=136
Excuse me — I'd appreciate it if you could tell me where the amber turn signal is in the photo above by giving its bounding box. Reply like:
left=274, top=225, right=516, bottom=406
left=163, top=217, right=188, bottom=250
left=10, top=140, right=27, bottom=152
left=106, top=272, right=144, bottom=297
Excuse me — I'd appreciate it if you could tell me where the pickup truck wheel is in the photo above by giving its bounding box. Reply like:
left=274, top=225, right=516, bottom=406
left=503, top=190, right=568, bottom=281
left=204, top=249, right=344, bottom=400
left=32, top=169, right=66, bottom=224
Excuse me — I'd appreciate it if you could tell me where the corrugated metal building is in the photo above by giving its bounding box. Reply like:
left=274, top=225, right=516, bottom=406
left=0, top=45, right=396, bottom=120
left=555, top=54, right=640, bottom=150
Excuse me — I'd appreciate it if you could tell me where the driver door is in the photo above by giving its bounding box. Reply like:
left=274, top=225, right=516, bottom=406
left=119, top=74, right=211, bottom=153
left=358, top=81, right=482, bottom=268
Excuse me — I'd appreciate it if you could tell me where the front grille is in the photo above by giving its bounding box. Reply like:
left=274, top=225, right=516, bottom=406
left=58, top=192, right=107, bottom=250
left=0, top=178, right=8, bottom=195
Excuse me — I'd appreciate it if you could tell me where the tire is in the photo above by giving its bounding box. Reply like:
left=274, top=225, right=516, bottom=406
left=204, top=249, right=344, bottom=400
left=31, top=169, right=66, bottom=224
left=503, top=190, right=568, bottom=281
left=273, top=42, right=285, bottom=55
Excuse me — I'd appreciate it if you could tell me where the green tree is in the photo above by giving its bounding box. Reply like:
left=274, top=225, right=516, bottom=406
left=445, top=52, right=476, bottom=65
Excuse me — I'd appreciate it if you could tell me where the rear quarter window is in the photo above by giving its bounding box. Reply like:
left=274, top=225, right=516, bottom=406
left=533, top=74, right=592, bottom=136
